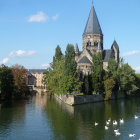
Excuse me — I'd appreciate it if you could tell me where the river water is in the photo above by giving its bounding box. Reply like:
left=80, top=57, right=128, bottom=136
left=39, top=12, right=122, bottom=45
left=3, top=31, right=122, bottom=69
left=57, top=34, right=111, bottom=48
left=0, top=94, right=140, bottom=140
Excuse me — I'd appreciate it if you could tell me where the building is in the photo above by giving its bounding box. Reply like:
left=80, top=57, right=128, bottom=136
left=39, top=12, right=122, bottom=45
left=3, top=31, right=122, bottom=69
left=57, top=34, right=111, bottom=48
left=75, top=4, right=119, bottom=75
left=27, top=69, right=47, bottom=88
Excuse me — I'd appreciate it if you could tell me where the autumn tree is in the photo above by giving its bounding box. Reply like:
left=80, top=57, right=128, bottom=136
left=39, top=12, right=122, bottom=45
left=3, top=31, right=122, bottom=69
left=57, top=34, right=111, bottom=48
left=11, top=64, right=29, bottom=98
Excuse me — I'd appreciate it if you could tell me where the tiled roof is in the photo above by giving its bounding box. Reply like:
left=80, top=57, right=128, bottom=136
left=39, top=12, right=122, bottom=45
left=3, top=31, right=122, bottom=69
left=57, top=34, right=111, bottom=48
left=111, top=40, right=119, bottom=52
left=28, top=69, right=47, bottom=74
left=103, top=50, right=114, bottom=62
left=75, top=44, right=79, bottom=52
left=83, top=5, right=102, bottom=35
left=78, top=56, right=92, bottom=64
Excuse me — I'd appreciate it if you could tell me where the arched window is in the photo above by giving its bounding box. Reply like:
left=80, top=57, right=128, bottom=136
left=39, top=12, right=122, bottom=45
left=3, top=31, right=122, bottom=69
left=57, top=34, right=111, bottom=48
left=87, top=41, right=91, bottom=47
left=94, top=41, right=98, bottom=47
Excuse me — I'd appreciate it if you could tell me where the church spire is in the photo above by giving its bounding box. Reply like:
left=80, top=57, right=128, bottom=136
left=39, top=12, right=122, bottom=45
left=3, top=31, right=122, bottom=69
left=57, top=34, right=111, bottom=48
left=83, top=3, right=102, bottom=35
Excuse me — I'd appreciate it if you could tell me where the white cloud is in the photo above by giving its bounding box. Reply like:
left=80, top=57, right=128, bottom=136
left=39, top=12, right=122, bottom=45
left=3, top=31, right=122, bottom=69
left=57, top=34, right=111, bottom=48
left=42, top=64, right=50, bottom=69
left=135, top=66, right=140, bottom=72
left=52, top=14, right=59, bottom=21
left=9, top=50, right=36, bottom=57
left=122, top=50, right=140, bottom=57
left=0, top=57, right=9, bottom=64
left=28, top=11, right=48, bottom=23
left=0, top=50, right=36, bottom=65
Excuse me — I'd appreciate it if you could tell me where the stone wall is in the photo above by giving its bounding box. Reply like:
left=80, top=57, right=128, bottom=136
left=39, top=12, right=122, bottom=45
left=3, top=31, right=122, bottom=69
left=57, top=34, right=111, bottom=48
left=55, top=91, right=126, bottom=106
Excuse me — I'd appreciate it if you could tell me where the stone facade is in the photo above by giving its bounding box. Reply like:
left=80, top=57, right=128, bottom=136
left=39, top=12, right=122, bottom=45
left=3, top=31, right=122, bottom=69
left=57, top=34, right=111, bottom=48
left=75, top=4, right=119, bottom=75
left=55, top=91, right=125, bottom=106
left=27, top=69, right=47, bottom=88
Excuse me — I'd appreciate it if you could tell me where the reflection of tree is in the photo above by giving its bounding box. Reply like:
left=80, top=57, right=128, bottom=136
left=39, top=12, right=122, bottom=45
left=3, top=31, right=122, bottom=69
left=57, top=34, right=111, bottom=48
left=0, top=101, right=26, bottom=137
left=45, top=97, right=80, bottom=140
left=46, top=97, right=140, bottom=140
left=104, top=98, right=137, bottom=121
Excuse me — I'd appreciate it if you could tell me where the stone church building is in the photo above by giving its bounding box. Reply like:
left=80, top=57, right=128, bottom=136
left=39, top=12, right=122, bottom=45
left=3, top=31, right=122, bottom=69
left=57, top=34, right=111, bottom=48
left=75, top=4, right=119, bottom=75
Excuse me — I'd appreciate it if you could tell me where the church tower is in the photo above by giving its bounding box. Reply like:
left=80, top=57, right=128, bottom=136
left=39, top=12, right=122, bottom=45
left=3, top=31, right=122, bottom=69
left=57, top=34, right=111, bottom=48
left=83, top=4, right=103, bottom=54
left=75, top=3, right=119, bottom=75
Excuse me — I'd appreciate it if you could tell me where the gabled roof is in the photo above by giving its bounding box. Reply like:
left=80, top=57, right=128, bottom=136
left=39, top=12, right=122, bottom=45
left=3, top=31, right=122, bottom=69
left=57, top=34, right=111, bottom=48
left=78, top=56, right=92, bottom=64
left=111, top=40, right=119, bottom=52
left=28, top=69, right=47, bottom=74
left=102, top=50, right=114, bottom=62
left=83, top=4, right=102, bottom=35
left=87, top=49, right=93, bottom=56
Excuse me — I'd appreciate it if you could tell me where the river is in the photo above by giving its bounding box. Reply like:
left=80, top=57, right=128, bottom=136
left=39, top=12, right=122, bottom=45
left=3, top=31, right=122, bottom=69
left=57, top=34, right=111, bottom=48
left=0, top=94, right=140, bottom=140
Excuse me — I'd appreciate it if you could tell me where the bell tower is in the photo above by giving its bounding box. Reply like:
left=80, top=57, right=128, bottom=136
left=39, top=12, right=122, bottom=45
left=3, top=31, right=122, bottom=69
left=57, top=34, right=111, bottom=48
left=82, top=3, right=103, bottom=54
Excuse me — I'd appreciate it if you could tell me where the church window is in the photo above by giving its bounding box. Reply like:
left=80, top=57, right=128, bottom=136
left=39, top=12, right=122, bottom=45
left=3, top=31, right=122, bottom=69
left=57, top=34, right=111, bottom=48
left=94, top=42, right=98, bottom=47
left=86, top=41, right=91, bottom=46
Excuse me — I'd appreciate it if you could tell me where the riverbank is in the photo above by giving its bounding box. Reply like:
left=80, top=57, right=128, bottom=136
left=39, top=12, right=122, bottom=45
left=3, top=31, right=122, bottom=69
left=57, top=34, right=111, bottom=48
left=54, top=91, right=137, bottom=106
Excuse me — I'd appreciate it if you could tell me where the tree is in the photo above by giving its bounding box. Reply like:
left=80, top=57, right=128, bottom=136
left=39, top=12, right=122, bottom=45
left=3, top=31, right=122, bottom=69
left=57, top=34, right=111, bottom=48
left=119, top=63, right=137, bottom=95
left=46, top=56, right=65, bottom=94
left=11, top=64, right=29, bottom=98
left=60, top=75, right=82, bottom=94
left=92, top=52, right=104, bottom=94
left=45, top=44, right=81, bottom=95
left=135, top=74, right=140, bottom=91
left=53, top=45, right=63, bottom=68
left=108, top=58, right=119, bottom=78
left=0, top=65, right=14, bottom=100
left=64, top=44, right=77, bottom=76
left=104, top=77, right=116, bottom=100
left=107, top=58, right=119, bottom=91
left=82, top=75, right=92, bottom=95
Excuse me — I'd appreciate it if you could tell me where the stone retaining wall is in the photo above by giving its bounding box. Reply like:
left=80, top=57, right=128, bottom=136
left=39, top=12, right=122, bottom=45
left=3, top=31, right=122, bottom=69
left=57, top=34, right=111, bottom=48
left=55, top=91, right=126, bottom=106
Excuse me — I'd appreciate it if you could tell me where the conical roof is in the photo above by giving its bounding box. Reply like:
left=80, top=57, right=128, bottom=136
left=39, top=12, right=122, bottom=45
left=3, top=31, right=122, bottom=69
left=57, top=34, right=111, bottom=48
left=83, top=4, right=102, bottom=35
left=75, top=44, right=79, bottom=52
left=111, top=40, right=119, bottom=52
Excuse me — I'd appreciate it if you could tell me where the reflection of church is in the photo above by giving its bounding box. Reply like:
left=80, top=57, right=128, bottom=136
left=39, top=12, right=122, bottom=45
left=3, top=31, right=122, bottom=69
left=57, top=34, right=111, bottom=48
left=75, top=4, right=119, bottom=75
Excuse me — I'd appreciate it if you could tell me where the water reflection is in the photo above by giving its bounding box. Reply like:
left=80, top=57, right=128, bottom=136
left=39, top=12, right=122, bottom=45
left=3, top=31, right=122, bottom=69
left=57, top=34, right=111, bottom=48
left=0, top=101, right=26, bottom=139
left=0, top=94, right=140, bottom=140
left=45, top=96, right=140, bottom=140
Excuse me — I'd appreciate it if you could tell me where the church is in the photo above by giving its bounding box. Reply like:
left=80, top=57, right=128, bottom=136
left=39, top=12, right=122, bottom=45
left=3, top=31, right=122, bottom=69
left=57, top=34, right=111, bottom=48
left=75, top=4, right=119, bottom=75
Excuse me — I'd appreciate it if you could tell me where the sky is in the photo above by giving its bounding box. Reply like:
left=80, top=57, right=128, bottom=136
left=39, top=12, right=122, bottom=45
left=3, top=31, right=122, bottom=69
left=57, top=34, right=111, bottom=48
left=0, top=0, right=140, bottom=72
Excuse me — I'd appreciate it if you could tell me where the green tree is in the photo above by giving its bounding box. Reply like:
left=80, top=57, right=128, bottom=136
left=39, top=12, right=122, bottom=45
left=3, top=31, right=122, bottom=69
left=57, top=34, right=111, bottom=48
left=65, top=44, right=76, bottom=76
left=119, top=63, right=137, bottom=95
left=60, top=75, right=81, bottom=94
left=107, top=58, right=119, bottom=91
left=45, top=44, right=81, bottom=95
left=53, top=45, right=63, bottom=68
left=82, top=75, right=92, bottom=95
left=108, top=58, right=119, bottom=78
left=0, top=65, right=14, bottom=100
left=92, top=52, right=104, bottom=94
left=135, top=74, right=140, bottom=91
left=104, top=77, right=116, bottom=100
left=46, top=56, right=65, bottom=94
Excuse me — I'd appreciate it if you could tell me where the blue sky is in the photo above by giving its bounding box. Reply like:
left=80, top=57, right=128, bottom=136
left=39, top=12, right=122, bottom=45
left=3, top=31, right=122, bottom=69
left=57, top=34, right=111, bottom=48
left=0, top=0, right=140, bottom=72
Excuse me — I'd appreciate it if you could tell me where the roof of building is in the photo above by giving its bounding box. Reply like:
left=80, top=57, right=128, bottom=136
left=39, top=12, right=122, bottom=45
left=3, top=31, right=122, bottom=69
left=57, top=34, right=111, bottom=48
left=83, top=4, right=102, bottom=35
left=75, top=44, right=79, bottom=52
left=86, top=49, right=93, bottom=56
left=103, top=50, right=114, bottom=62
left=111, top=40, right=119, bottom=52
left=78, top=56, right=92, bottom=64
left=28, top=69, right=47, bottom=74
